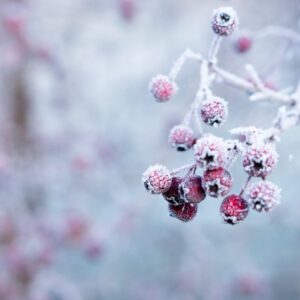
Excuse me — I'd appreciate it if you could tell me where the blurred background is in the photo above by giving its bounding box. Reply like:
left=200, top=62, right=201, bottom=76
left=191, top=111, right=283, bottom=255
left=0, top=0, right=300, bottom=299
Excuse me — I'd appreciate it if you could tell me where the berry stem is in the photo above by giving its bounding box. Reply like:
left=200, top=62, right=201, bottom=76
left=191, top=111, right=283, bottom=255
left=239, top=175, right=252, bottom=196
left=208, top=36, right=223, bottom=65
left=212, top=65, right=296, bottom=104
left=169, top=49, right=202, bottom=81
left=170, top=163, right=196, bottom=176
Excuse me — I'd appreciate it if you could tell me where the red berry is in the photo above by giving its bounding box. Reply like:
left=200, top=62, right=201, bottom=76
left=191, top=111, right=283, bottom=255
left=169, top=203, right=197, bottom=222
left=200, top=96, right=228, bottom=127
left=243, top=144, right=278, bottom=178
left=220, top=194, right=249, bottom=225
left=162, top=177, right=184, bottom=206
left=211, top=7, right=238, bottom=36
left=179, top=175, right=206, bottom=204
left=142, top=164, right=172, bottom=194
left=119, top=0, right=136, bottom=21
left=149, top=75, right=177, bottom=102
left=203, top=168, right=233, bottom=198
left=246, top=181, right=281, bottom=212
left=168, top=125, right=195, bottom=151
left=235, top=36, right=252, bottom=53
left=194, top=136, right=227, bottom=170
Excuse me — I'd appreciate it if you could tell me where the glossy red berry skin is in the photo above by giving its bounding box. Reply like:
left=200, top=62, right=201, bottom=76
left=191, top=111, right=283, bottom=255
left=162, top=177, right=184, bottom=206
left=220, top=194, right=249, bottom=225
left=203, top=168, right=233, bottom=198
left=179, top=175, right=206, bottom=204
left=169, top=203, right=197, bottom=222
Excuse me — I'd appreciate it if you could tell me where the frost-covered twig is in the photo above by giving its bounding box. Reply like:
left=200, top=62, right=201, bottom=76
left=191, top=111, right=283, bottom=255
left=169, top=49, right=202, bottom=81
left=212, top=65, right=297, bottom=104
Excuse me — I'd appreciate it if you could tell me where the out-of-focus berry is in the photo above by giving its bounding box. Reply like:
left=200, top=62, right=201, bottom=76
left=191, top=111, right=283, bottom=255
left=235, top=35, right=252, bottom=53
left=119, top=0, right=136, bottom=21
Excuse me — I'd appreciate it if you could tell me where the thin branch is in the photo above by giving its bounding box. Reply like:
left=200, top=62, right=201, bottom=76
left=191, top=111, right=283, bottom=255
left=169, top=49, right=202, bottom=81
left=212, top=65, right=297, bottom=104
left=254, top=26, right=300, bottom=44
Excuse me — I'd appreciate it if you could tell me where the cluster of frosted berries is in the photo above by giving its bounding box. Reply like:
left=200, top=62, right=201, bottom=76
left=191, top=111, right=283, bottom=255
left=142, top=137, right=280, bottom=225
left=143, top=7, right=281, bottom=225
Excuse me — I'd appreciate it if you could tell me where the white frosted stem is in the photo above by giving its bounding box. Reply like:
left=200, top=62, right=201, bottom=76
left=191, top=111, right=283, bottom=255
left=208, top=36, right=223, bottom=64
left=171, top=163, right=196, bottom=176
left=169, top=49, right=202, bottom=81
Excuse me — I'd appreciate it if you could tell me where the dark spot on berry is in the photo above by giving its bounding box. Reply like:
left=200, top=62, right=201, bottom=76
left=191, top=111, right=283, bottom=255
left=204, top=154, right=215, bottom=165
left=220, top=13, right=230, bottom=22
left=212, top=120, right=221, bottom=126
left=253, top=161, right=263, bottom=171
left=225, top=218, right=235, bottom=225
left=209, top=184, right=219, bottom=195
left=144, top=181, right=150, bottom=191
left=254, top=201, right=263, bottom=212
left=177, top=146, right=186, bottom=152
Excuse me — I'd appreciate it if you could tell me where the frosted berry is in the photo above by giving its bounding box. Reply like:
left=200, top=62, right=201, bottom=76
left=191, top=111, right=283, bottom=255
left=220, top=194, right=249, bottom=225
left=200, top=97, right=228, bottom=127
left=168, top=125, right=195, bottom=151
left=162, top=177, right=184, bottom=206
left=203, top=168, right=233, bottom=198
left=194, top=136, right=227, bottom=169
left=211, top=7, right=238, bottom=36
left=243, top=144, right=278, bottom=178
left=169, top=202, right=197, bottom=222
left=120, top=0, right=136, bottom=21
left=179, top=175, right=206, bottom=204
left=246, top=181, right=281, bottom=212
left=149, top=75, right=177, bottom=102
left=235, top=35, right=252, bottom=53
left=142, top=164, right=172, bottom=194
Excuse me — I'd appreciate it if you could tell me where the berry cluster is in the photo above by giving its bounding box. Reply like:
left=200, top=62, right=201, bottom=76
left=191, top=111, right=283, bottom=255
left=142, top=7, right=283, bottom=225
